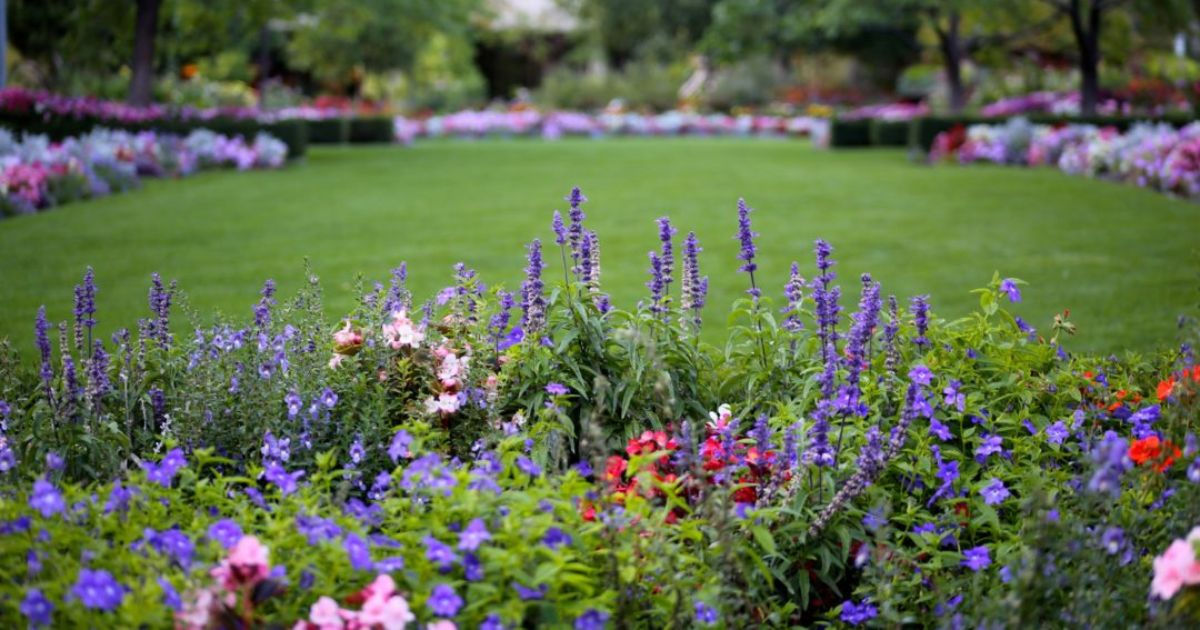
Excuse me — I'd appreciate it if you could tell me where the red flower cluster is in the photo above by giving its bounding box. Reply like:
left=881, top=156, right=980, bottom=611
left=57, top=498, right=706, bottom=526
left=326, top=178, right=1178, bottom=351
left=1128, top=436, right=1182, bottom=473
left=1158, top=365, right=1200, bottom=401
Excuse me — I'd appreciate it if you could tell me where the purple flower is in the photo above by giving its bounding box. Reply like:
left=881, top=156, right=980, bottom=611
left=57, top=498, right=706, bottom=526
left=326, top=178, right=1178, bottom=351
left=543, top=526, right=573, bottom=549
left=320, top=388, right=338, bottom=409
left=208, top=519, right=243, bottom=549
left=657, top=216, right=676, bottom=291
left=1189, top=457, right=1200, bottom=483
left=516, top=455, right=542, bottom=477
left=264, top=462, right=304, bottom=496
left=513, top=581, right=549, bottom=601
left=295, top=514, right=341, bottom=545
left=929, top=417, right=952, bottom=441
left=458, top=518, right=491, bottom=551
left=574, top=609, right=610, bottom=630
left=29, top=479, right=65, bottom=518
left=424, top=535, right=458, bottom=569
left=681, top=231, right=706, bottom=323
left=428, top=584, right=463, bottom=617
left=388, top=430, right=414, bottom=462
left=72, top=568, right=126, bottom=611
left=344, top=533, right=373, bottom=571
left=735, top=198, right=758, bottom=283
left=927, top=447, right=959, bottom=506
left=254, top=279, right=276, bottom=329
left=545, top=382, right=569, bottom=396
left=35, top=307, right=53, bottom=397
left=1101, top=526, right=1125, bottom=554
left=148, top=528, right=195, bottom=568
left=962, top=545, right=991, bottom=572
left=158, top=577, right=182, bottom=611
left=908, top=364, right=933, bottom=386
left=20, top=588, right=53, bottom=627
left=975, top=434, right=1003, bottom=464
left=942, top=380, right=965, bottom=412
left=1045, top=421, right=1069, bottom=445
left=980, top=477, right=1010, bottom=505
left=841, top=599, right=878, bottom=626
left=910, top=295, right=930, bottom=347
left=862, top=508, right=886, bottom=532
left=1000, top=278, right=1022, bottom=302
left=552, top=210, right=567, bottom=246
left=646, top=250, right=666, bottom=314
left=520, top=239, right=546, bottom=334
left=566, top=187, right=588, bottom=275
left=694, top=601, right=719, bottom=625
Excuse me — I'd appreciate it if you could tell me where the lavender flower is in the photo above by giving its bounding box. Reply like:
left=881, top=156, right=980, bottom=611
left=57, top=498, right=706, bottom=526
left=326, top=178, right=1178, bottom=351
left=29, top=478, right=65, bottom=518
left=344, top=533, right=373, bottom=571
left=489, top=290, right=515, bottom=349
left=929, top=416, right=953, bottom=441
left=782, top=262, right=805, bottom=332
left=566, top=187, right=588, bottom=276
left=974, top=434, right=1003, bottom=464
left=388, top=430, right=414, bottom=462
left=575, top=609, right=610, bottom=630
left=520, top=239, right=546, bottom=334
left=458, top=518, right=491, bottom=551
left=694, top=601, right=719, bottom=625
left=147, top=273, right=175, bottom=347
left=1045, top=421, right=1069, bottom=445
left=424, top=535, right=458, bottom=569
left=551, top=210, right=567, bottom=246
left=87, top=341, right=110, bottom=406
left=882, top=295, right=900, bottom=377
left=73, top=267, right=97, bottom=352
left=657, top=217, right=676, bottom=295
left=681, top=231, right=706, bottom=326
left=1101, top=526, right=1125, bottom=554
left=841, top=599, right=878, bottom=626
left=1000, top=278, right=1022, bottom=302
left=264, top=462, right=304, bottom=495
left=35, top=307, right=53, bottom=399
left=646, top=250, right=666, bottom=315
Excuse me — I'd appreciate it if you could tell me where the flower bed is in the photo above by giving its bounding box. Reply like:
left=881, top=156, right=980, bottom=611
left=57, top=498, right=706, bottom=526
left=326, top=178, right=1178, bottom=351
left=929, top=118, right=1200, bottom=201
left=0, top=127, right=288, bottom=217
left=0, top=187, right=1198, bottom=627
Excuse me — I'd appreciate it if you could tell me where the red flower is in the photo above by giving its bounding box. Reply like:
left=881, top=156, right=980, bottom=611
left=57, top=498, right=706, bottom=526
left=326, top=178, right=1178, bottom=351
left=1157, top=377, right=1177, bottom=401
left=604, top=456, right=627, bottom=483
left=1128, top=436, right=1182, bottom=473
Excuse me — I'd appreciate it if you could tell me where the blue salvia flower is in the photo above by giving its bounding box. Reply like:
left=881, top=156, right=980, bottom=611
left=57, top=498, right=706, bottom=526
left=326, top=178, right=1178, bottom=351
left=910, top=295, right=930, bottom=347
left=552, top=210, right=567, bottom=246
left=680, top=231, right=706, bottom=326
left=87, top=341, right=110, bottom=407
left=384, top=262, right=408, bottom=313
left=566, top=187, right=587, bottom=276
left=783, top=422, right=799, bottom=469
left=782, top=262, right=805, bottom=332
left=735, top=198, right=760, bottom=298
left=812, top=241, right=841, bottom=398
left=73, top=267, right=97, bottom=353
left=35, top=307, right=53, bottom=401
left=646, top=251, right=666, bottom=316
left=842, top=274, right=881, bottom=414
left=752, top=414, right=771, bottom=451
left=61, top=353, right=78, bottom=406
left=520, top=239, right=546, bottom=334
left=804, top=400, right=835, bottom=467
left=657, top=217, right=676, bottom=296
left=489, top=290, right=515, bottom=350
left=147, top=273, right=175, bottom=348
left=882, top=295, right=900, bottom=378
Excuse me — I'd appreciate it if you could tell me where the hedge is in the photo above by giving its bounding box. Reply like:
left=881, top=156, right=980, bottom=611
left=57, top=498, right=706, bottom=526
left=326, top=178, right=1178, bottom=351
left=828, top=119, right=872, bottom=147
left=0, top=112, right=309, bottom=159
left=307, top=118, right=350, bottom=144
left=869, top=119, right=910, bottom=147
left=348, top=117, right=395, bottom=143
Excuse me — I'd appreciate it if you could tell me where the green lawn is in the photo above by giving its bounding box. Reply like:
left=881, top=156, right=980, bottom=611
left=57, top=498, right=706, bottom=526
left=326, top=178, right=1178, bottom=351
left=1, top=139, right=1197, bottom=355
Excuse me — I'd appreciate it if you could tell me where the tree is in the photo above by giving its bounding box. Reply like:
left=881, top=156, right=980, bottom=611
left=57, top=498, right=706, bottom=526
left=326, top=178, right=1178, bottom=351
left=1038, top=1, right=1119, bottom=115
left=129, top=0, right=163, bottom=104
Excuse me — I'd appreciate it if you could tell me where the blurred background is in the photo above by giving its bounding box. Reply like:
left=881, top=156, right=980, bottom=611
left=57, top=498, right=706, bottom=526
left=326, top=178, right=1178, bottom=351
left=3, top=0, right=1199, bottom=118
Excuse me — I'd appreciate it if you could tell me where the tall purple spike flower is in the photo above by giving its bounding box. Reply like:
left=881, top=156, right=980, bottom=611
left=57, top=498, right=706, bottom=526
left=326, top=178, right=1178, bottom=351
left=520, top=239, right=546, bottom=334
left=254, top=280, right=276, bottom=331
left=783, top=262, right=805, bottom=332
left=384, top=263, right=408, bottom=313
left=551, top=211, right=567, bottom=246
left=72, top=267, right=97, bottom=354
left=566, top=187, right=587, bottom=276
left=646, top=251, right=666, bottom=316
left=35, top=307, right=54, bottom=401
left=812, top=240, right=841, bottom=398
left=910, top=295, right=930, bottom=347
left=657, top=217, right=676, bottom=298
left=87, top=341, right=110, bottom=408
left=489, top=291, right=515, bottom=351
left=735, top=199, right=760, bottom=299
left=681, top=231, right=706, bottom=326
left=752, top=414, right=771, bottom=451
left=804, top=400, right=835, bottom=467
left=808, top=425, right=886, bottom=537
left=882, top=295, right=900, bottom=379
left=147, top=273, right=176, bottom=348
left=580, top=230, right=594, bottom=289
left=844, top=274, right=882, bottom=389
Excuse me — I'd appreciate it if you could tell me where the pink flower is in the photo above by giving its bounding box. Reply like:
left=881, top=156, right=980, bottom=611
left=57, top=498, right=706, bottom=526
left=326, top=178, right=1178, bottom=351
left=1151, top=537, right=1200, bottom=600
left=210, top=535, right=271, bottom=591
left=424, top=393, right=462, bottom=416
left=361, top=574, right=396, bottom=601
left=328, top=354, right=345, bottom=370
left=333, top=320, right=364, bottom=353
left=308, top=596, right=346, bottom=630
left=177, top=587, right=235, bottom=630
left=426, top=621, right=457, bottom=630
left=383, top=311, right=424, bottom=349
left=359, top=594, right=416, bottom=630
left=436, top=352, right=469, bottom=389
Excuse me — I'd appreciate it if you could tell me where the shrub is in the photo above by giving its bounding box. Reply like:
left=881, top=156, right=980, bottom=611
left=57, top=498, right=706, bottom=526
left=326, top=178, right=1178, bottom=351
left=829, top=119, right=872, bottom=147
left=869, top=119, right=909, bottom=147
left=348, top=117, right=397, bottom=144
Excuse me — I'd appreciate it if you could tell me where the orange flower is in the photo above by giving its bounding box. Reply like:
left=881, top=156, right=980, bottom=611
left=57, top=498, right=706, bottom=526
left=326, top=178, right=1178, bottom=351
left=1128, top=436, right=1182, bottom=473
left=1157, top=377, right=1177, bottom=401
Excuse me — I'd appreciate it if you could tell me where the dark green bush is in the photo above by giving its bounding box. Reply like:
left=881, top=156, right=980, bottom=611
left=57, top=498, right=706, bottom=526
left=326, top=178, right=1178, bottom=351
left=307, top=117, right=350, bottom=144
left=348, top=116, right=395, bottom=143
left=869, top=119, right=910, bottom=146
left=829, top=119, right=872, bottom=147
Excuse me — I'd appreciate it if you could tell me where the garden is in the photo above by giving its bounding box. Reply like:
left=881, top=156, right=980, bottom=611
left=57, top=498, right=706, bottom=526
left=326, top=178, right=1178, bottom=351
left=3, top=1, right=1200, bottom=629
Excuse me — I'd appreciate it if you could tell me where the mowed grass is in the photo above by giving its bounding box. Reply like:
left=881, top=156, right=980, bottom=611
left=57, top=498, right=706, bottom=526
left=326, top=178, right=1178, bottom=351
left=1, top=138, right=1197, bottom=356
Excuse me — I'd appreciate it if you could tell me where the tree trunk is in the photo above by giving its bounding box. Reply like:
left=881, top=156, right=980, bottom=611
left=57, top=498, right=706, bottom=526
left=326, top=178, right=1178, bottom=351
left=1065, top=0, right=1102, bottom=116
left=128, top=0, right=161, bottom=106
left=938, top=12, right=966, bottom=114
